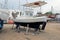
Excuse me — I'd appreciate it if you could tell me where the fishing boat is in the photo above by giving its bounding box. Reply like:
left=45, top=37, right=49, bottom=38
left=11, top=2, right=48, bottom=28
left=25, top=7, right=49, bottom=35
left=0, top=1, right=47, bottom=34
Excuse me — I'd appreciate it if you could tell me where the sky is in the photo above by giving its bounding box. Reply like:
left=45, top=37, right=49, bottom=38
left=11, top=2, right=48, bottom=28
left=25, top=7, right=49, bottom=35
left=0, top=0, right=60, bottom=14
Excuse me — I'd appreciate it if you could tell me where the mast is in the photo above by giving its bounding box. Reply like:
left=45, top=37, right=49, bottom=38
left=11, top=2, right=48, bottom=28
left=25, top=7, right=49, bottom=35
left=19, top=0, right=20, bottom=10
left=4, top=0, right=8, bottom=9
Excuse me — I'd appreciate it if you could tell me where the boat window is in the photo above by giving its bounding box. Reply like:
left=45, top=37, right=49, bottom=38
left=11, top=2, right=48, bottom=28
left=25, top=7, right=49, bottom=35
left=25, top=11, right=33, bottom=16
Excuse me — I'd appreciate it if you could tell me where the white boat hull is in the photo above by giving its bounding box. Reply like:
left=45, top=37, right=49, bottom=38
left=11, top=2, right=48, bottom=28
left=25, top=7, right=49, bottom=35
left=13, top=16, right=47, bottom=23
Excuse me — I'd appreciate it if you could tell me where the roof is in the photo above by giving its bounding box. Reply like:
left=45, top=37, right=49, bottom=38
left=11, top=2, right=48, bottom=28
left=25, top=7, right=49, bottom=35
left=23, top=1, right=47, bottom=8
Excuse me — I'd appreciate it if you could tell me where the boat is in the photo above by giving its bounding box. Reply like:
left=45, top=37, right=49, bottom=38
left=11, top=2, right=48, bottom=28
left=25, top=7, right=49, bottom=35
left=11, top=1, right=47, bottom=33
left=0, top=1, right=47, bottom=33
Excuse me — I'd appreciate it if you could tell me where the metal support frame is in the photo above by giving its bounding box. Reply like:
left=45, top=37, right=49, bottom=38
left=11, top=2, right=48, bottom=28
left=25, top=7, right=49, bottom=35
left=26, top=24, right=29, bottom=35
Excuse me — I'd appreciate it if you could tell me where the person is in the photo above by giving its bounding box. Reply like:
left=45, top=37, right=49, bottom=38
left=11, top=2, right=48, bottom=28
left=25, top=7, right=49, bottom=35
left=12, top=11, right=19, bottom=29
left=0, top=18, right=4, bottom=30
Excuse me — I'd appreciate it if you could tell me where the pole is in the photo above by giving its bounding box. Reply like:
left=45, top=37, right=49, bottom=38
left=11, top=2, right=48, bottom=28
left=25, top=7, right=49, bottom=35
left=39, top=6, right=42, bottom=14
left=40, top=6, right=41, bottom=13
left=51, top=6, right=53, bottom=14
left=25, top=0, right=28, bottom=11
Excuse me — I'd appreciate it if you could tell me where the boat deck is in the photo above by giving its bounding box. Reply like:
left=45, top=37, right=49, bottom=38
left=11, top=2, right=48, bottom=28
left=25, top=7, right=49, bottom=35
left=0, top=22, right=60, bottom=40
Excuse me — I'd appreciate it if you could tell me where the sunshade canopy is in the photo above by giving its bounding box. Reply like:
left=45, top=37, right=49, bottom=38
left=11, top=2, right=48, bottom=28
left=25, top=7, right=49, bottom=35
left=23, top=1, right=47, bottom=8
